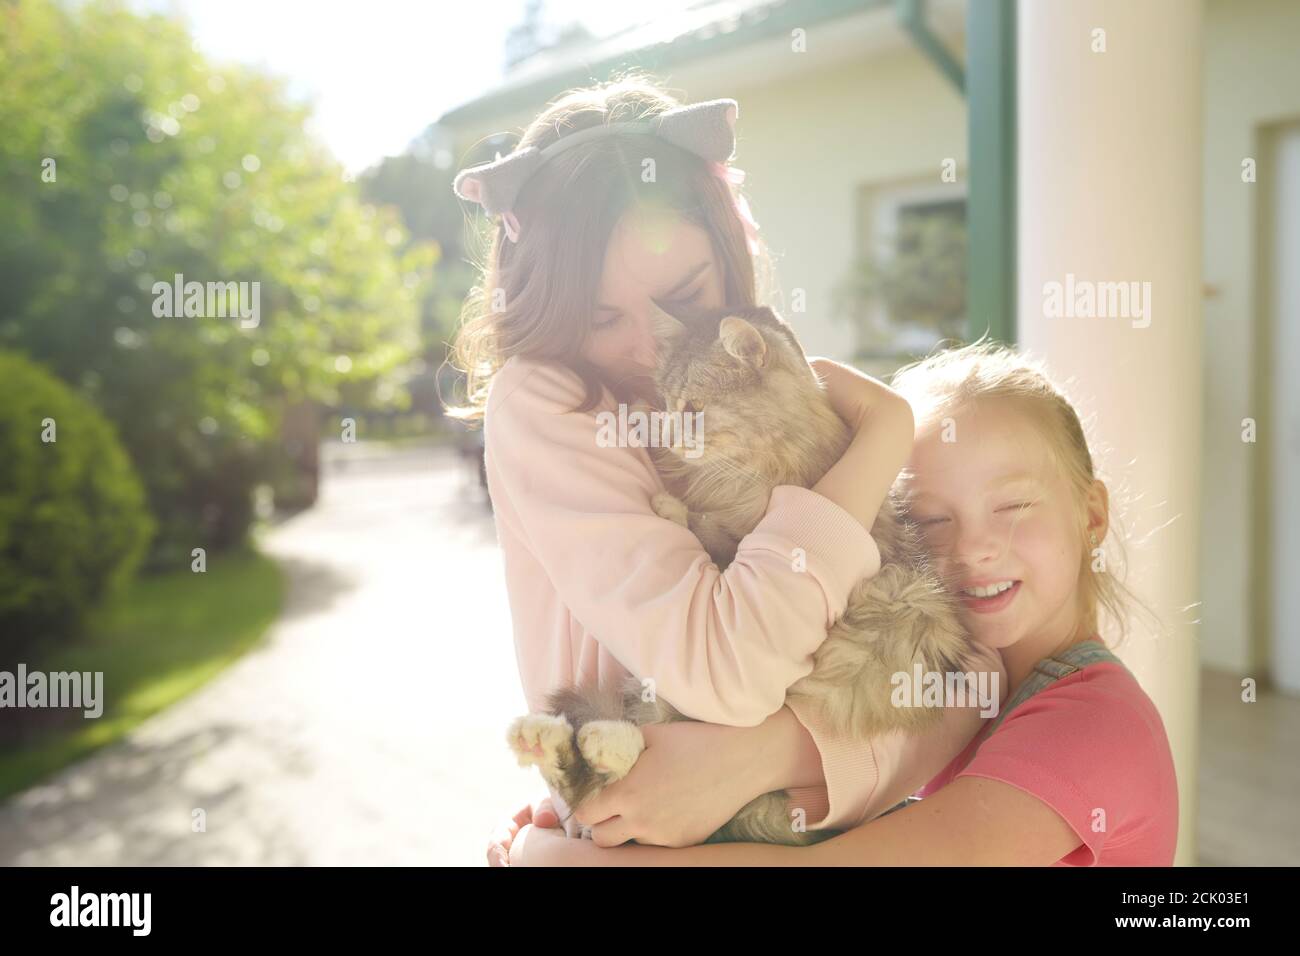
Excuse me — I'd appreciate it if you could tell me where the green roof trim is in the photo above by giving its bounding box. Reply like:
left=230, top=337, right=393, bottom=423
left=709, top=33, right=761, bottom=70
left=438, top=0, right=888, bottom=129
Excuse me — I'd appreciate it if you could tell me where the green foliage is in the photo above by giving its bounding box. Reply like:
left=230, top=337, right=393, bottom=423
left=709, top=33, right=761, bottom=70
left=0, top=0, right=436, bottom=564
left=358, top=142, right=481, bottom=374
left=0, top=350, right=153, bottom=654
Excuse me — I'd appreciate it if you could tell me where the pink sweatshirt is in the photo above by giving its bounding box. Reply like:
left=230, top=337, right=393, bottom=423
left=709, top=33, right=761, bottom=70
left=916, top=661, right=1179, bottom=865
left=484, top=355, right=1006, bottom=831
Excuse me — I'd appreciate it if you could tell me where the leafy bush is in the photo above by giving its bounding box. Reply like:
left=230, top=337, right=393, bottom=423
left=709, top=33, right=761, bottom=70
left=0, top=351, right=153, bottom=655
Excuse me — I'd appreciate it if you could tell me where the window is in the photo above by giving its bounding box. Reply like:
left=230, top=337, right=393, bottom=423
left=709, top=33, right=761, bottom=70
left=836, top=176, right=968, bottom=376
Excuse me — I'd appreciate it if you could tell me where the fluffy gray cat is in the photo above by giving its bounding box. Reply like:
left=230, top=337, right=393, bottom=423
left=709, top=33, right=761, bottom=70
left=508, top=304, right=973, bottom=845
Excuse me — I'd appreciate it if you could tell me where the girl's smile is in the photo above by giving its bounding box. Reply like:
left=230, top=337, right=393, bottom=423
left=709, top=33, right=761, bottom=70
left=958, top=578, right=1023, bottom=614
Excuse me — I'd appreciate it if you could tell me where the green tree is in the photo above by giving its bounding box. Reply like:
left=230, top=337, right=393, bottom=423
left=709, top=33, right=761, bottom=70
left=0, top=0, right=436, bottom=566
left=359, top=127, right=486, bottom=431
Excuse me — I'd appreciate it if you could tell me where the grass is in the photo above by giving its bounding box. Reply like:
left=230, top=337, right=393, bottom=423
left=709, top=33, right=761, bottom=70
left=0, top=547, right=284, bottom=800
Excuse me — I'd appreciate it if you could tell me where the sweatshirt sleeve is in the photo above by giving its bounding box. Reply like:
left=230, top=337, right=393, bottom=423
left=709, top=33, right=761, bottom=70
left=783, top=642, right=1008, bottom=831
left=484, top=358, right=882, bottom=727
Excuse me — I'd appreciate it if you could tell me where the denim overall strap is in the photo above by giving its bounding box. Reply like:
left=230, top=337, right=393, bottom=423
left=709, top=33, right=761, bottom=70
left=980, top=638, right=1125, bottom=741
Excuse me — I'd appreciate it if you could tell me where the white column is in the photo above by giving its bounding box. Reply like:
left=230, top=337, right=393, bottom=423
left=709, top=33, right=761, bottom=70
left=1270, top=127, right=1300, bottom=694
left=1017, top=0, right=1202, bottom=865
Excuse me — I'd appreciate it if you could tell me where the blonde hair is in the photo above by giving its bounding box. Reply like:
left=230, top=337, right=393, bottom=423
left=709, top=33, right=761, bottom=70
left=444, top=72, right=775, bottom=421
left=889, top=336, right=1158, bottom=650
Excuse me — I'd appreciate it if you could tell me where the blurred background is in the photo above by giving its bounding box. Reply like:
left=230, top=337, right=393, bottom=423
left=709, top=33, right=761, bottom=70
left=0, top=0, right=1296, bottom=866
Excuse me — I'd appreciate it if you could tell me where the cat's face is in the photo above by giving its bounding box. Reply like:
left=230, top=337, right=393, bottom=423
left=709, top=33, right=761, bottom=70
left=647, top=303, right=818, bottom=463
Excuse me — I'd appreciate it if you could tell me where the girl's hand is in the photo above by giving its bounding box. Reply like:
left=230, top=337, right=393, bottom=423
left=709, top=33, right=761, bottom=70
left=571, top=721, right=771, bottom=848
left=487, top=794, right=561, bottom=867
left=808, top=356, right=899, bottom=434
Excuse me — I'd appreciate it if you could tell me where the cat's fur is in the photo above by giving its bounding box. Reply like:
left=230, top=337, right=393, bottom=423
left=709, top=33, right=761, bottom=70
left=508, top=304, right=973, bottom=845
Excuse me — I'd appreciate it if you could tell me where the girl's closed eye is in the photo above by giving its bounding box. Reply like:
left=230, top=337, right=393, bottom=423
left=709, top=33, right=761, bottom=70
left=913, top=500, right=1033, bottom=526
left=912, top=514, right=948, bottom=528
left=654, top=285, right=706, bottom=311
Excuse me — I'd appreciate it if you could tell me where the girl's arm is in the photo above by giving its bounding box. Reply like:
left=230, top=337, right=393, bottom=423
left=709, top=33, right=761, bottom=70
left=807, top=357, right=916, bottom=533
left=516, top=775, right=1082, bottom=866
left=573, top=643, right=1005, bottom=845
left=487, top=358, right=907, bottom=727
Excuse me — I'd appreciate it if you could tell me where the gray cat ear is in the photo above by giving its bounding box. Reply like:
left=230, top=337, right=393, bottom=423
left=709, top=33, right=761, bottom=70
left=649, top=301, right=688, bottom=340
left=719, top=315, right=767, bottom=368
left=654, top=99, right=738, bottom=164
left=452, top=146, right=543, bottom=216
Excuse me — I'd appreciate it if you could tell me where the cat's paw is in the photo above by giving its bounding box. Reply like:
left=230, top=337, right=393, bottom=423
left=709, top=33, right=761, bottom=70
left=507, top=713, right=574, bottom=776
left=576, top=720, right=645, bottom=781
left=651, top=492, right=690, bottom=528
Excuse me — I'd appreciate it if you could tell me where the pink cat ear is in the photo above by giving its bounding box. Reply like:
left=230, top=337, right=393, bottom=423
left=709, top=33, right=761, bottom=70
left=457, top=175, right=483, bottom=204
left=655, top=98, right=738, bottom=164
left=452, top=145, right=543, bottom=216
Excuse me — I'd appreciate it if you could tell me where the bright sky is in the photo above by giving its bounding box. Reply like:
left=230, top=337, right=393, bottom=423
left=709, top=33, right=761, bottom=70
left=139, top=0, right=696, bottom=172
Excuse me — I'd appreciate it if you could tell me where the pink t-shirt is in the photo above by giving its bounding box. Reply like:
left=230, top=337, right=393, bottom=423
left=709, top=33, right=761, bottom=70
left=916, top=659, right=1179, bottom=866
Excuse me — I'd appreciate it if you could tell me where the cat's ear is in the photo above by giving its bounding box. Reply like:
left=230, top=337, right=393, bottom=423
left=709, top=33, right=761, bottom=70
left=648, top=301, right=687, bottom=341
left=719, top=316, right=768, bottom=368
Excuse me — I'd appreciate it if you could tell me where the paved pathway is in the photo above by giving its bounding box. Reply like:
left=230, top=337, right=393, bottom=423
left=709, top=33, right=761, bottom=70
left=0, top=442, right=539, bottom=865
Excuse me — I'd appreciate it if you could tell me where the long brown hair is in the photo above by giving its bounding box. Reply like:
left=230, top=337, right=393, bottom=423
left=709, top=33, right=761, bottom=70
left=444, top=73, right=774, bottom=420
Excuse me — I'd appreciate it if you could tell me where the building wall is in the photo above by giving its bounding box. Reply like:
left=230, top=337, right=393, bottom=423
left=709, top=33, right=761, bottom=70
left=672, top=44, right=968, bottom=360
left=1201, top=0, right=1300, bottom=673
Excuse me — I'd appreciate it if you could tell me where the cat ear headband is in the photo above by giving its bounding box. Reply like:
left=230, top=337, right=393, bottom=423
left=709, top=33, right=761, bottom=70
left=452, top=97, right=760, bottom=250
